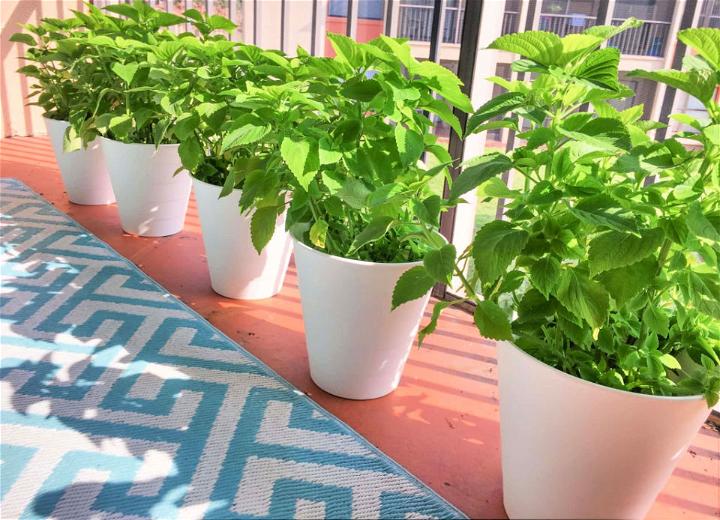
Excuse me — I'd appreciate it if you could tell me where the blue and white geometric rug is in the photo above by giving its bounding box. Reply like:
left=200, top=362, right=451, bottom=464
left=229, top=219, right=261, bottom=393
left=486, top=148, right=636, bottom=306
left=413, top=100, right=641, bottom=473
left=0, top=178, right=465, bottom=519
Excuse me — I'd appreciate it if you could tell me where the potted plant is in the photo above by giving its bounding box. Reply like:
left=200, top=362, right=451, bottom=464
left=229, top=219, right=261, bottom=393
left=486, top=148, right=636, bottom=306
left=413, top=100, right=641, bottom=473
left=11, top=17, right=115, bottom=205
left=395, top=24, right=719, bottom=518
left=284, top=34, right=472, bottom=399
left=69, top=2, right=193, bottom=237
left=165, top=23, right=298, bottom=299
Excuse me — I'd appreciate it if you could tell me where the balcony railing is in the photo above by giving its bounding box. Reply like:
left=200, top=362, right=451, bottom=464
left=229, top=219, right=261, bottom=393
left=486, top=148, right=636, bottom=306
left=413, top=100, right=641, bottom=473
left=502, top=11, right=519, bottom=35
left=397, top=3, right=464, bottom=44
left=539, top=13, right=596, bottom=36
left=608, top=19, right=670, bottom=57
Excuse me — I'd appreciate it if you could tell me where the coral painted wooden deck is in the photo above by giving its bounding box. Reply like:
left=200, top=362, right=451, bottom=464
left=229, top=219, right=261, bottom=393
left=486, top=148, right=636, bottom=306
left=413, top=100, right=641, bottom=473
left=1, top=136, right=718, bottom=519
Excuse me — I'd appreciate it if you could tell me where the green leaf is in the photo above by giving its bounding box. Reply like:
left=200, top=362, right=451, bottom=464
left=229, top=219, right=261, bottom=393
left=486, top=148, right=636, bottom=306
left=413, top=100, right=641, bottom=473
left=466, top=92, right=526, bottom=135
left=10, top=33, right=36, bottom=46
left=178, top=137, right=203, bottom=172
left=472, top=220, right=529, bottom=285
left=337, top=179, right=370, bottom=209
left=473, top=300, right=513, bottom=340
left=108, top=114, right=132, bottom=138
left=659, top=353, right=681, bottom=370
left=450, top=154, right=512, bottom=199
left=559, top=117, right=631, bottom=151
left=395, top=125, right=424, bottom=167
left=221, top=121, right=271, bottom=152
left=585, top=18, right=643, bottom=40
left=250, top=206, right=278, bottom=254
left=104, top=3, right=140, bottom=21
left=173, top=113, right=200, bottom=141
left=341, top=78, right=382, bottom=102
left=558, top=33, right=603, bottom=64
left=281, top=136, right=318, bottom=190
left=597, top=257, right=655, bottom=307
left=309, top=219, right=329, bottom=249
left=643, top=305, right=670, bottom=336
left=208, top=14, right=237, bottom=31
left=588, top=228, right=665, bottom=276
left=489, top=31, right=563, bottom=67
left=111, top=62, right=139, bottom=86
left=530, top=256, right=561, bottom=299
left=687, top=202, right=720, bottom=241
left=629, top=69, right=716, bottom=104
left=574, top=47, right=621, bottom=91
left=422, top=98, right=463, bottom=137
left=392, top=266, right=435, bottom=310
left=571, top=194, right=637, bottom=232
left=350, top=216, right=394, bottom=253
left=678, top=28, right=720, bottom=70
left=424, top=244, right=456, bottom=284
left=557, top=270, right=610, bottom=329
left=418, top=301, right=452, bottom=346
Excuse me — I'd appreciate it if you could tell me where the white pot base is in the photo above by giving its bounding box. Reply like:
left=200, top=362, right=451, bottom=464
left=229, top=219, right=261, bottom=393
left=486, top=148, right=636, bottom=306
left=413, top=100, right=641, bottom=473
left=100, top=137, right=191, bottom=237
left=193, top=177, right=292, bottom=300
left=294, top=240, right=430, bottom=400
left=44, top=118, right=115, bottom=205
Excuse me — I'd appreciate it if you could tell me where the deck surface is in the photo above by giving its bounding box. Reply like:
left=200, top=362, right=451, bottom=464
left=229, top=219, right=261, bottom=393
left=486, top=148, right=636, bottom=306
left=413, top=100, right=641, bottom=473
left=1, top=136, right=718, bottom=519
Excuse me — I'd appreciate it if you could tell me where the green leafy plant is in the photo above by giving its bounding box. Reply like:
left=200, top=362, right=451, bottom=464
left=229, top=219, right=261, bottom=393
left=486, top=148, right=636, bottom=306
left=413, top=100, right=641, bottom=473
left=395, top=23, right=720, bottom=406
left=283, top=34, right=472, bottom=263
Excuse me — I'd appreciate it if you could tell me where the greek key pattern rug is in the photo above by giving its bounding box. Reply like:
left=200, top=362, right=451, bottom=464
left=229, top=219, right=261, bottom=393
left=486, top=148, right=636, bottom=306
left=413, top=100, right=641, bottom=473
left=0, top=178, right=464, bottom=520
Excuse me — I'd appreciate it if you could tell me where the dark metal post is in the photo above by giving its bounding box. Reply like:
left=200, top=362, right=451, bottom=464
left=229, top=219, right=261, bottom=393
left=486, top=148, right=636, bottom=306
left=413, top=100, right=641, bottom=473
left=310, top=0, right=318, bottom=55
left=384, top=0, right=394, bottom=35
left=346, top=0, right=355, bottom=36
left=428, top=0, right=443, bottom=63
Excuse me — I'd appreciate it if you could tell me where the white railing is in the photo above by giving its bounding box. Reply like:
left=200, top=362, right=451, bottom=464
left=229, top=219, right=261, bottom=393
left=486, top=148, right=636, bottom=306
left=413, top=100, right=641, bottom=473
left=502, top=11, right=519, bottom=35
left=397, top=3, right=465, bottom=44
left=608, top=19, right=670, bottom=57
left=538, top=13, right=596, bottom=36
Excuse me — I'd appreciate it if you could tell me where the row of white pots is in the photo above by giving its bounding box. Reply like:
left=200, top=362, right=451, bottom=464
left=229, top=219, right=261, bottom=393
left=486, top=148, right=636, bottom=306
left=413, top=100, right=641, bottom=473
left=44, top=118, right=427, bottom=400
left=44, top=118, right=710, bottom=520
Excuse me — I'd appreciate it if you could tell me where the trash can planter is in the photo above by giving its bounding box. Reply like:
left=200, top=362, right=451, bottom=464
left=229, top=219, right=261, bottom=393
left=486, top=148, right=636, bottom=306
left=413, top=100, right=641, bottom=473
left=193, top=177, right=292, bottom=300
left=293, top=239, right=431, bottom=400
left=44, top=118, right=115, bottom=205
left=100, top=137, right=191, bottom=237
left=497, top=340, right=710, bottom=520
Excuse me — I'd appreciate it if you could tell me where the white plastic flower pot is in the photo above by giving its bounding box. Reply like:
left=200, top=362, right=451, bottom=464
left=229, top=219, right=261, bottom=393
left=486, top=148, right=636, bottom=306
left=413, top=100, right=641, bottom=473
left=44, top=117, right=115, bottom=205
left=192, top=177, right=293, bottom=300
left=100, top=137, right=191, bottom=237
left=497, top=340, right=710, bottom=520
left=293, top=239, right=431, bottom=400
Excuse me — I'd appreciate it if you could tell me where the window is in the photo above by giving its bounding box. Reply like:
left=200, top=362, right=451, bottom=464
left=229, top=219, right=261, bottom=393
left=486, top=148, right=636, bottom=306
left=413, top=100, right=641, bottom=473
left=328, top=0, right=385, bottom=20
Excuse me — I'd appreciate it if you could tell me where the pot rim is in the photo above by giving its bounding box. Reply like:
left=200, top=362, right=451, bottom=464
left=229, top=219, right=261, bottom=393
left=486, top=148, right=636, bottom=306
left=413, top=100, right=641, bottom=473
left=192, top=175, right=236, bottom=192
left=42, top=116, right=68, bottom=124
left=292, top=237, right=423, bottom=268
left=99, top=135, right=180, bottom=150
left=501, top=340, right=707, bottom=403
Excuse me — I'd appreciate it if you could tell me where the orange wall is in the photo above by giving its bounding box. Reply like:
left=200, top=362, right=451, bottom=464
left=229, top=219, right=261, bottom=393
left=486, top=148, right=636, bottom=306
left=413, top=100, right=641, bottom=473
left=324, top=16, right=383, bottom=57
left=1, top=1, right=84, bottom=137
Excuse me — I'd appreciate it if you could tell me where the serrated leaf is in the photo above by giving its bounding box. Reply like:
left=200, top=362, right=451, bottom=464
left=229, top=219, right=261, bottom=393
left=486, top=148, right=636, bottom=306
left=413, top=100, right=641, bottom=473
left=489, top=31, right=563, bottom=67
left=350, top=216, right=393, bottom=253
left=341, top=78, right=382, bottom=102
left=687, top=202, right=720, bottom=241
left=472, top=220, right=529, bottom=285
left=597, top=257, right=655, bottom=307
left=571, top=194, right=637, bottom=232
left=588, top=228, right=665, bottom=276
left=629, top=69, right=715, bottom=104
left=574, top=47, right=621, bottom=91
left=221, top=121, right=270, bottom=152
left=424, top=244, right=456, bottom=284
left=250, top=206, right=278, bottom=254
left=678, top=28, right=720, bottom=70
left=111, top=62, right=139, bottom=86
left=466, top=92, right=525, bottom=135
left=309, top=219, right=328, bottom=249
left=558, top=33, right=603, bottom=64
left=395, top=125, right=424, bottom=167
left=337, top=179, right=370, bottom=209
left=473, top=300, right=512, bottom=340
left=10, top=33, right=36, bottom=46
left=643, top=305, right=670, bottom=336
left=178, top=136, right=203, bottom=172
left=557, top=270, right=609, bottom=329
left=392, top=266, right=435, bottom=310
left=281, top=136, right=318, bottom=190
left=450, top=153, right=513, bottom=199
left=530, top=256, right=561, bottom=299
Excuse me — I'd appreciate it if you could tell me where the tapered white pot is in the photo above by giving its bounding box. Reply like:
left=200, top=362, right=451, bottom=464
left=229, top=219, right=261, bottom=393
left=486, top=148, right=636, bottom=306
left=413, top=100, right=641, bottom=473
left=498, top=341, right=710, bottom=520
left=44, top=118, right=115, bottom=205
left=293, top=240, right=431, bottom=400
left=100, top=137, right=191, bottom=237
left=192, top=177, right=292, bottom=300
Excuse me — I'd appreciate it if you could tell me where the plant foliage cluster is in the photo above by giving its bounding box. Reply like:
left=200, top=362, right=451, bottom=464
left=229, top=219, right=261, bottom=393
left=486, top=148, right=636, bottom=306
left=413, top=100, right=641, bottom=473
left=12, top=6, right=720, bottom=405
left=393, top=23, right=720, bottom=406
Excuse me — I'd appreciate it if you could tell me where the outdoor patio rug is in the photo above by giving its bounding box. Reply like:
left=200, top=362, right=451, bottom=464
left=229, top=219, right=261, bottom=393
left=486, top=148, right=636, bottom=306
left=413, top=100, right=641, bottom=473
left=0, top=178, right=466, bottom=520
